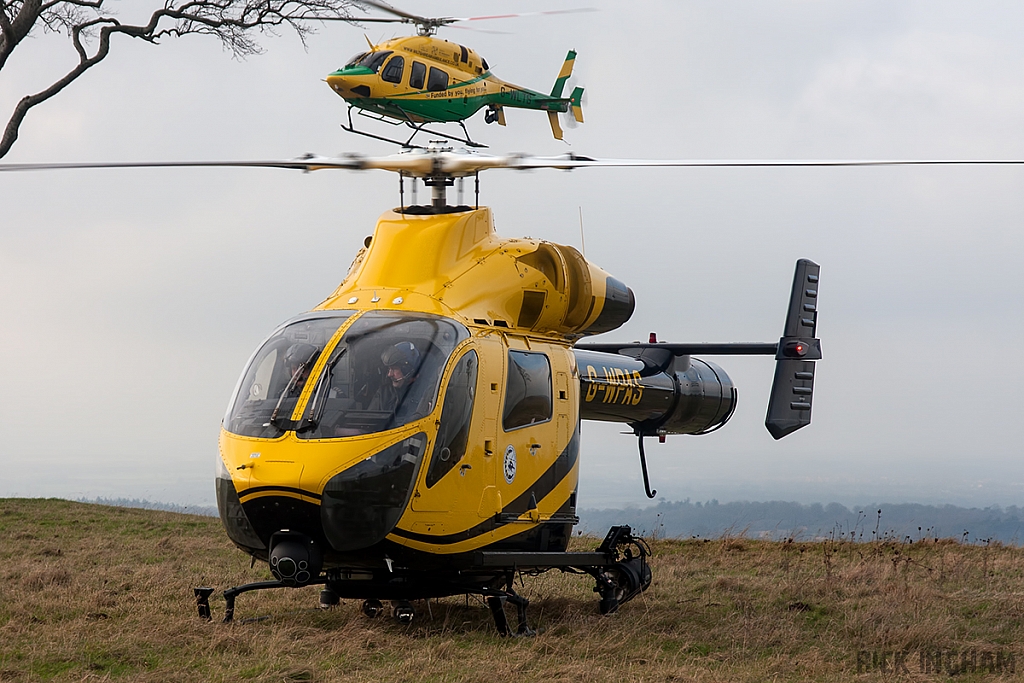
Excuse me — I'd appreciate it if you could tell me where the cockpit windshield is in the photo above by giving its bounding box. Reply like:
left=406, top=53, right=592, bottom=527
left=345, top=52, right=368, bottom=68
left=297, top=312, right=468, bottom=439
left=224, top=313, right=353, bottom=439
left=358, top=50, right=393, bottom=73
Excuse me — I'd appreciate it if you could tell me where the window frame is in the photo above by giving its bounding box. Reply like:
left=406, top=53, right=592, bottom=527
left=424, top=348, right=479, bottom=488
left=427, top=67, right=449, bottom=92
left=381, top=55, right=405, bottom=84
left=501, top=350, right=553, bottom=432
left=409, top=61, right=426, bottom=89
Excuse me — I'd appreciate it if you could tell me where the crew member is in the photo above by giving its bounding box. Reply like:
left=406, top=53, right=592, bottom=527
left=373, top=341, right=433, bottom=424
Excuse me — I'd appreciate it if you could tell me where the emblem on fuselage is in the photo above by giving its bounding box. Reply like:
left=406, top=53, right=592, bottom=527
left=503, top=445, right=517, bottom=484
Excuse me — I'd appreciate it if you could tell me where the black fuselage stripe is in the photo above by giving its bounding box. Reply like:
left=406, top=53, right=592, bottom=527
left=390, top=425, right=580, bottom=545
left=239, top=486, right=322, bottom=501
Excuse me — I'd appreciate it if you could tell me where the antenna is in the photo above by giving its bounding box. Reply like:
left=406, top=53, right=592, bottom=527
left=578, top=206, right=586, bottom=256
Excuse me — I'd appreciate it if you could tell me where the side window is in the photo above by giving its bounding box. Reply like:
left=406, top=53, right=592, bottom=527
left=381, top=55, right=405, bottom=84
left=410, top=61, right=426, bottom=89
left=502, top=351, right=552, bottom=431
left=425, top=351, right=478, bottom=488
left=427, top=67, right=449, bottom=92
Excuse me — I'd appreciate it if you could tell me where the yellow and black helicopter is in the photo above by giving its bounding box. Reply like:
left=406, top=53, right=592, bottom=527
left=0, top=146, right=828, bottom=634
left=9, top=149, right=1021, bottom=634
left=324, top=1, right=589, bottom=146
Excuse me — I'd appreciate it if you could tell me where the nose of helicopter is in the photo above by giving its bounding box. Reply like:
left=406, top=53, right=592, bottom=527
left=326, top=71, right=371, bottom=99
left=326, top=72, right=348, bottom=94
left=319, top=433, right=428, bottom=552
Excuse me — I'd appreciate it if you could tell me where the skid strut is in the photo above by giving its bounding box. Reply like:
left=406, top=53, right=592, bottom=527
left=483, top=588, right=534, bottom=637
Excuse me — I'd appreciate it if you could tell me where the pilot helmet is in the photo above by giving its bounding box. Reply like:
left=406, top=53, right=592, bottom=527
left=284, top=342, right=319, bottom=368
left=381, top=341, right=420, bottom=376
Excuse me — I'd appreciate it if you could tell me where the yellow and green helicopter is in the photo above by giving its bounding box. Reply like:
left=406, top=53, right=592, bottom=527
left=324, top=1, right=587, bottom=146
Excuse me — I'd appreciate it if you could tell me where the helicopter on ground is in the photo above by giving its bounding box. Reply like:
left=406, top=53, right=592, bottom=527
left=0, top=145, right=824, bottom=634
left=10, top=147, right=1021, bottom=635
left=207, top=148, right=824, bottom=634
left=323, top=1, right=588, bottom=146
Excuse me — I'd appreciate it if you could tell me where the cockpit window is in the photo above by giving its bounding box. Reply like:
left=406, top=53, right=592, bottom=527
left=359, top=50, right=393, bottom=73
left=345, top=52, right=368, bottom=68
left=224, top=313, right=353, bottom=439
left=381, top=55, right=405, bottom=84
left=297, top=312, right=469, bottom=439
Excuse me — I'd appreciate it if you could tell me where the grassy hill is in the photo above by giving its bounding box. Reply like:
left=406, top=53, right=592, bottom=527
left=1, top=498, right=1022, bottom=682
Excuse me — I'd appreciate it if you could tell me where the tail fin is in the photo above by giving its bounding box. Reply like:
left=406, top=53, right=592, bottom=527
left=548, top=111, right=563, bottom=140
left=570, top=86, right=584, bottom=123
left=765, top=259, right=822, bottom=439
left=550, top=50, right=576, bottom=98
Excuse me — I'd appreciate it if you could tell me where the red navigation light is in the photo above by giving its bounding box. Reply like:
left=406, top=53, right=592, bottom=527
left=782, top=340, right=809, bottom=358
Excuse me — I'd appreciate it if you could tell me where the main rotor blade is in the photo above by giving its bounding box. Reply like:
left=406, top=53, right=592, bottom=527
left=484, top=156, right=1024, bottom=171
left=0, top=152, right=449, bottom=176
left=451, top=8, right=598, bottom=23
left=344, top=3, right=595, bottom=30
left=356, top=0, right=434, bottom=25
left=6, top=152, right=1024, bottom=180
left=0, top=156, right=368, bottom=173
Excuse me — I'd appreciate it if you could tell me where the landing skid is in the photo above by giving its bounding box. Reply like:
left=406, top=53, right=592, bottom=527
left=341, top=106, right=487, bottom=149
left=194, top=525, right=650, bottom=635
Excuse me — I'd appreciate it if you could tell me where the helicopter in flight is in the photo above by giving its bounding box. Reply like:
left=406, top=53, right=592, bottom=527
left=324, top=1, right=588, bottom=146
left=0, top=145, right=826, bottom=634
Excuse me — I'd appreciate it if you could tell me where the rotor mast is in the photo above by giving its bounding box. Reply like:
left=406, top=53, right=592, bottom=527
left=423, top=176, right=453, bottom=209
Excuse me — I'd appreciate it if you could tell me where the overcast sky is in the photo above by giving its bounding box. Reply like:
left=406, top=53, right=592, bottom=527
left=2, top=1, right=1023, bottom=509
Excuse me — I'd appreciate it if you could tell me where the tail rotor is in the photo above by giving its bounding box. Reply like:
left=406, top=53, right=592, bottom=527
left=560, top=76, right=587, bottom=130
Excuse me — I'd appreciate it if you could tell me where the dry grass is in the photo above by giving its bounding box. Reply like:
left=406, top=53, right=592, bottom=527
left=1, top=499, right=1023, bottom=681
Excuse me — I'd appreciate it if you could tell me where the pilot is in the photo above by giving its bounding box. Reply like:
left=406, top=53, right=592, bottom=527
left=283, top=342, right=319, bottom=393
left=372, top=341, right=433, bottom=422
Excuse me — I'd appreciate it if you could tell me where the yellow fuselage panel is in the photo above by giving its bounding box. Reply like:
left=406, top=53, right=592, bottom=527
left=379, top=36, right=486, bottom=73
left=220, top=422, right=427, bottom=501
left=318, top=208, right=622, bottom=337
left=388, top=336, right=580, bottom=553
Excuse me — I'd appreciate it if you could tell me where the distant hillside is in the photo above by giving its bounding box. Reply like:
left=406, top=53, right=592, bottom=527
left=77, top=496, right=219, bottom=517
left=74, top=497, right=1024, bottom=545
left=580, top=499, right=1024, bottom=544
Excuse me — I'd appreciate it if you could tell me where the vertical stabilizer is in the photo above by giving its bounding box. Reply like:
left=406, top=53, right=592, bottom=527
left=765, top=259, right=822, bottom=439
left=570, top=86, right=585, bottom=123
left=550, top=50, right=577, bottom=97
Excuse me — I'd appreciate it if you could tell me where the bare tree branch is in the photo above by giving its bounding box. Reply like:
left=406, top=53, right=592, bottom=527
left=0, top=0, right=361, bottom=158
